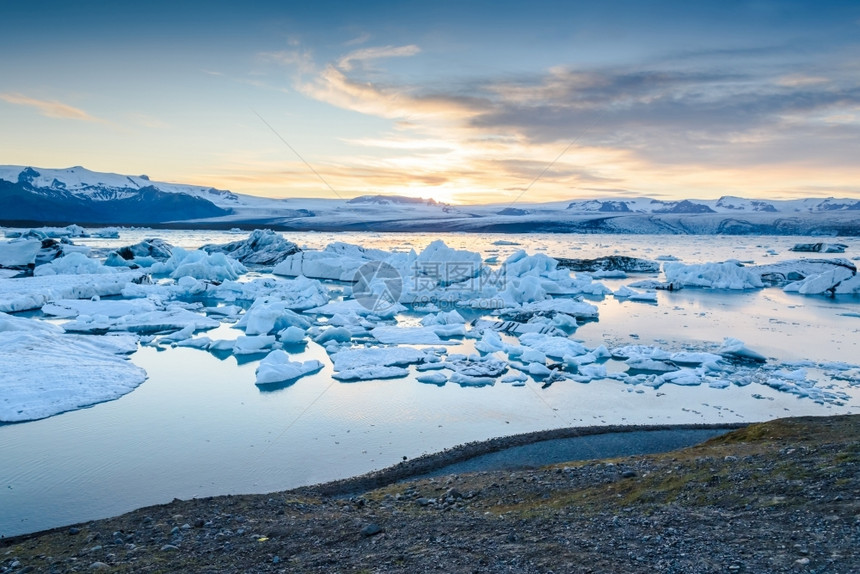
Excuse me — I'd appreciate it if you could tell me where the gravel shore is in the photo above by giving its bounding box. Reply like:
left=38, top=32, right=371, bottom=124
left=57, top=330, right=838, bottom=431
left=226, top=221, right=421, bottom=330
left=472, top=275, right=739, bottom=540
left=2, top=415, right=858, bottom=573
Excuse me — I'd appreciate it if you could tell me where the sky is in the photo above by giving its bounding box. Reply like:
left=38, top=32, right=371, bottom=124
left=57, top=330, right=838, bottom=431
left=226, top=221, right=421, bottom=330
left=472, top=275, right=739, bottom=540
left=1, top=0, right=859, bottom=205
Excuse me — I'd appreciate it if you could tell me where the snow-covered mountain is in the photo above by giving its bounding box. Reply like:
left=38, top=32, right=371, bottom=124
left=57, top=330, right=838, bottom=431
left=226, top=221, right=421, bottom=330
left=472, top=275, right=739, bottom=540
left=1, top=165, right=859, bottom=235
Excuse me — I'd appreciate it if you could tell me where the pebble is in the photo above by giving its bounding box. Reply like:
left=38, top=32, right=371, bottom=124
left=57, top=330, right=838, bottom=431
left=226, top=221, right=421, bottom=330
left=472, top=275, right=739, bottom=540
left=160, top=544, right=180, bottom=552
left=68, top=527, right=81, bottom=535
left=360, top=523, right=383, bottom=537
left=89, top=562, right=110, bottom=570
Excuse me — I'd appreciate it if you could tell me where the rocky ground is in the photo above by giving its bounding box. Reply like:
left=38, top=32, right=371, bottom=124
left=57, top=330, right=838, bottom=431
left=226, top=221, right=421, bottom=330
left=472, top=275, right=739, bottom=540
left=2, top=415, right=858, bottom=573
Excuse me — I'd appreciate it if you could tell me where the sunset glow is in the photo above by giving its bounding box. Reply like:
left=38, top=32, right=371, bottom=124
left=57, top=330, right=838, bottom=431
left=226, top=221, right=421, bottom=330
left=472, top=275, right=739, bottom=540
left=2, top=1, right=858, bottom=203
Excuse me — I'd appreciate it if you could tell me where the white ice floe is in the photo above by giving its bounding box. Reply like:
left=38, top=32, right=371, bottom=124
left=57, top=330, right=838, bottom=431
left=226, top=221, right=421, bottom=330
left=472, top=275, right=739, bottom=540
left=0, top=271, right=145, bottom=313
left=0, top=238, right=40, bottom=268
left=237, top=297, right=313, bottom=335
left=63, top=306, right=219, bottom=335
left=273, top=241, right=389, bottom=281
left=614, top=285, right=658, bottom=302
left=420, top=310, right=466, bottom=325
left=330, top=346, right=430, bottom=381
left=370, top=324, right=465, bottom=345
left=663, top=261, right=763, bottom=290
left=41, top=298, right=158, bottom=319
left=719, top=337, right=767, bottom=362
left=0, top=312, right=147, bottom=423
left=254, top=350, right=323, bottom=385
left=203, top=229, right=300, bottom=266
left=416, top=371, right=448, bottom=385
left=518, top=332, right=589, bottom=359
left=443, top=354, right=508, bottom=380
left=371, top=326, right=442, bottom=344
left=232, top=334, right=277, bottom=355
left=784, top=266, right=859, bottom=295
left=34, top=252, right=114, bottom=276
left=790, top=242, right=847, bottom=253
left=150, top=248, right=247, bottom=281
left=308, top=298, right=405, bottom=319
left=314, top=327, right=353, bottom=344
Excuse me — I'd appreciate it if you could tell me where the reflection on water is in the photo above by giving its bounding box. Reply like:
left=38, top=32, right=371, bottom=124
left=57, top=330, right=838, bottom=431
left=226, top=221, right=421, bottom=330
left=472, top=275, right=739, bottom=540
left=1, top=231, right=859, bottom=537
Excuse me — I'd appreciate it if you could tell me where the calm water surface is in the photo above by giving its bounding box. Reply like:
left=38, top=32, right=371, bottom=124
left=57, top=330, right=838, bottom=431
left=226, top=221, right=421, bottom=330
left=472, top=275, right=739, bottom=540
left=1, top=231, right=859, bottom=536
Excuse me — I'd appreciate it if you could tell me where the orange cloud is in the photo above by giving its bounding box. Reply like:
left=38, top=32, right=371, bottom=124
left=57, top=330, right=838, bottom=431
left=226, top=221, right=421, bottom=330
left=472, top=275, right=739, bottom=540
left=0, top=92, right=103, bottom=122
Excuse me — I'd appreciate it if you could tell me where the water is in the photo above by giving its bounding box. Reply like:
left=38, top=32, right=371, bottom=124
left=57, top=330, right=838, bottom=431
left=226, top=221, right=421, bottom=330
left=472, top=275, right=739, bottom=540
left=1, top=230, right=859, bottom=537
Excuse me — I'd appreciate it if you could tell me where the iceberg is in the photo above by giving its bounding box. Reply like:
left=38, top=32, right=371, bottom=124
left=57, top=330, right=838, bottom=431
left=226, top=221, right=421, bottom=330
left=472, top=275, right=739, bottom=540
left=0, top=271, right=145, bottom=313
left=0, top=312, right=147, bottom=422
left=0, top=238, right=40, bottom=269
left=254, top=351, right=322, bottom=385
left=202, top=229, right=300, bottom=266
left=33, top=252, right=114, bottom=276
left=150, top=248, right=247, bottom=281
left=663, top=261, right=763, bottom=290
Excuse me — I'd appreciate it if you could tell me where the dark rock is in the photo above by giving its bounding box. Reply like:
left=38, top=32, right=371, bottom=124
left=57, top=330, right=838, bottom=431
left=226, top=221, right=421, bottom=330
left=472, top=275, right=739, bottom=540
left=360, top=523, right=383, bottom=537
left=556, top=256, right=660, bottom=273
left=621, top=470, right=637, bottom=479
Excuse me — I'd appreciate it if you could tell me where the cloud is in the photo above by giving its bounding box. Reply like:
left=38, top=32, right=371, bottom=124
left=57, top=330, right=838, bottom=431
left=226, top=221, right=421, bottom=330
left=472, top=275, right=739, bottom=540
left=0, top=92, right=103, bottom=122
left=337, top=44, right=421, bottom=71
left=263, top=40, right=860, bottom=202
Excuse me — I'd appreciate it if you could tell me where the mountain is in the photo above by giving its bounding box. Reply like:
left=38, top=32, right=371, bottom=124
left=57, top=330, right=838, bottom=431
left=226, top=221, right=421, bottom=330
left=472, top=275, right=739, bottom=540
left=1, top=165, right=859, bottom=235
left=0, top=166, right=232, bottom=224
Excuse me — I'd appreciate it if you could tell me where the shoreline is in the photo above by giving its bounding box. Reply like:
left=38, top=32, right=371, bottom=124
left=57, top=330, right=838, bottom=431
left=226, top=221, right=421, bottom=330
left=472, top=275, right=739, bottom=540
left=2, top=421, right=746, bottom=543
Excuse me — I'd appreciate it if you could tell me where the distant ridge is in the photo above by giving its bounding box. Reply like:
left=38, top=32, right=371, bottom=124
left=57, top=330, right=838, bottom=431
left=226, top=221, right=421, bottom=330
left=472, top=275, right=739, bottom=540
left=1, top=165, right=859, bottom=235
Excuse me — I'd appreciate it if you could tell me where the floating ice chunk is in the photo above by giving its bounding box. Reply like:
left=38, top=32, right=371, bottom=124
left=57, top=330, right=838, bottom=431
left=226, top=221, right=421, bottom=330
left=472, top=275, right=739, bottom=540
left=208, top=339, right=236, bottom=352
left=0, top=314, right=147, bottom=422
left=278, top=325, right=307, bottom=344
left=113, top=238, right=173, bottom=262
left=577, top=364, right=607, bottom=380
left=443, top=353, right=507, bottom=378
left=63, top=307, right=219, bottom=335
left=315, top=327, right=353, bottom=344
left=433, top=323, right=466, bottom=338
left=475, top=330, right=507, bottom=353
left=0, top=238, right=40, bottom=269
left=331, top=346, right=428, bottom=372
left=614, top=285, right=657, bottom=302
left=233, top=334, right=277, bottom=355
left=663, top=261, right=763, bottom=290
left=0, top=271, right=145, bottom=313
left=790, top=242, right=847, bottom=253
left=371, top=326, right=443, bottom=345
left=719, top=337, right=767, bottom=362
left=626, top=358, right=678, bottom=372
left=255, top=350, right=323, bottom=385
left=519, top=332, right=589, bottom=359
left=34, top=252, right=114, bottom=276
left=42, top=298, right=158, bottom=319
left=334, top=365, right=410, bottom=381
left=515, top=298, right=599, bottom=320
left=501, top=371, right=528, bottom=384
left=416, top=372, right=448, bottom=385
left=450, top=373, right=496, bottom=386
left=784, top=266, right=856, bottom=295
left=669, top=351, right=724, bottom=365
left=420, top=309, right=466, bottom=326
left=611, top=345, right=672, bottom=361
left=656, top=370, right=703, bottom=386
left=308, top=298, right=405, bottom=319
left=237, top=298, right=313, bottom=335
left=175, top=336, right=213, bottom=349
left=203, top=229, right=300, bottom=266
left=527, top=362, right=552, bottom=377
left=520, top=348, right=547, bottom=364
left=556, top=255, right=660, bottom=274
left=149, top=248, right=246, bottom=281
